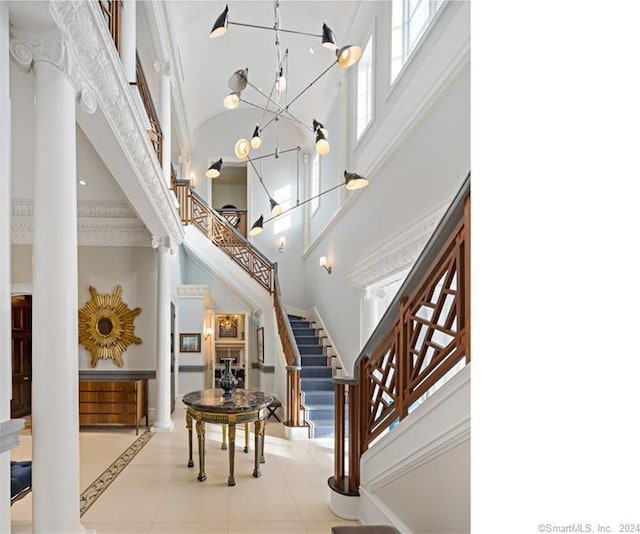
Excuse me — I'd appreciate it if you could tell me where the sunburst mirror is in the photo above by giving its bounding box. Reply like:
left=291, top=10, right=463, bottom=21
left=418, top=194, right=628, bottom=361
left=78, top=285, right=142, bottom=367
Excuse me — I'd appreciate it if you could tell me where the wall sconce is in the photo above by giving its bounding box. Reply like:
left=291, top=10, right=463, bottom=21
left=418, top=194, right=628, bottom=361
left=189, top=171, right=196, bottom=186
left=278, top=236, right=285, bottom=253
left=205, top=327, right=213, bottom=340
left=319, top=256, right=332, bottom=274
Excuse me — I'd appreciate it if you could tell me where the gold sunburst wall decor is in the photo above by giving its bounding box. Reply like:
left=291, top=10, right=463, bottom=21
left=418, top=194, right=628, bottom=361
left=79, top=285, right=142, bottom=367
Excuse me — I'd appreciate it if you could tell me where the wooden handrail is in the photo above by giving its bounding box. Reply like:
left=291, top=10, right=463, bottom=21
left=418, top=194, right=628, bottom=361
left=330, top=174, right=471, bottom=497
left=173, top=182, right=303, bottom=426
left=135, top=54, right=163, bottom=167
left=98, top=1, right=121, bottom=52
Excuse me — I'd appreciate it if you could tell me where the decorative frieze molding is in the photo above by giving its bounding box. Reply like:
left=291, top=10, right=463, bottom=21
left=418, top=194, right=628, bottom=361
left=347, top=204, right=449, bottom=289
left=13, top=199, right=136, bottom=219
left=47, top=0, right=183, bottom=247
left=12, top=218, right=151, bottom=247
left=9, top=26, right=97, bottom=113
left=176, top=285, right=211, bottom=298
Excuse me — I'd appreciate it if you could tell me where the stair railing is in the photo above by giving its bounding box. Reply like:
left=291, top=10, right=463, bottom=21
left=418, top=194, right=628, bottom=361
left=329, top=174, right=471, bottom=497
left=98, top=0, right=121, bottom=52
left=135, top=54, right=163, bottom=167
left=173, top=180, right=303, bottom=426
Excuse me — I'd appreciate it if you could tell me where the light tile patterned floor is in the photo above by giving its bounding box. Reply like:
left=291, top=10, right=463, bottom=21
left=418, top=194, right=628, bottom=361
left=11, top=406, right=359, bottom=533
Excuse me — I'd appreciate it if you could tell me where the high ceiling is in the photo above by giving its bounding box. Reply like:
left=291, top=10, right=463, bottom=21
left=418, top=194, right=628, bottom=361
left=164, top=1, right=362, bottom=144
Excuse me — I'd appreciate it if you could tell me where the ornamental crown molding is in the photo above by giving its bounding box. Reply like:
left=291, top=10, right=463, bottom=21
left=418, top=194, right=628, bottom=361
left=347, top=204, right=449, bottom=289
left=177, top=285, right=211, bottom=298
left=9, top=26, right=97, bottom=113
left=13, top=199, right=136, bottom=219
left=12, top=218, right=151, bottom=247
left=48, top=0, right=183, bottom=247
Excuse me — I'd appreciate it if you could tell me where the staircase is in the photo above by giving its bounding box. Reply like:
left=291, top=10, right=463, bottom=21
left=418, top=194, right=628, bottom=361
left=288, top=315, right=335, bottom=438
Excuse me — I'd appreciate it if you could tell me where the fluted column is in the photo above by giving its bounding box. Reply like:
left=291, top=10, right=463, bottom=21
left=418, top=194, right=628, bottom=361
left=10, top=27, right=96, bottom=533
left=152, top=236, right=174, bottom=431
left=120, top=0, right=137, bottom=84
left=154, top=60, right=171, bottom=185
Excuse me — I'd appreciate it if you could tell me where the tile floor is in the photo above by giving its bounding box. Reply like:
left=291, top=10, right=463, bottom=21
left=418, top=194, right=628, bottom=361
left=11, top=406, right=359, bottom=533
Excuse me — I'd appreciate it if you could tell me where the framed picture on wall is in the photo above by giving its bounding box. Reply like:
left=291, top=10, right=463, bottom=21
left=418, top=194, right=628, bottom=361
left=257, top=327, right=264, bottom=363
left=180, top=333, right=201, bottom=353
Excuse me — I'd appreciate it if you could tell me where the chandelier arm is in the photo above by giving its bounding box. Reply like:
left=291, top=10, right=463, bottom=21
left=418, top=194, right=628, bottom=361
left=263, top=181, right=344, bottom=224
left=224, top=146, right=300, bottom=168
left=247, top=156, right=274, bottom=198
left=284, top=61, right=337, bottom=111
left=227, top=21, right=322, bottom=39
left=241, top=97, right=314, bottom=134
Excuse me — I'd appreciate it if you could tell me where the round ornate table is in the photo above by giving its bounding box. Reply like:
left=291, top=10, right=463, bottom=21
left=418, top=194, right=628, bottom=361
left=182, top=389, right=272, bottom=486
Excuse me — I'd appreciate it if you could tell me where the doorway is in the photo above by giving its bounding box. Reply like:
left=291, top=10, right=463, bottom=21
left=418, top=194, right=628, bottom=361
left=11, top=295, right=32, bottom=418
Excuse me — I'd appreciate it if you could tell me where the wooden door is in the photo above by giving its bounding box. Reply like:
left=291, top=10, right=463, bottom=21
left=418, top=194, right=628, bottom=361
left=11, top=295, right=32, bottom=418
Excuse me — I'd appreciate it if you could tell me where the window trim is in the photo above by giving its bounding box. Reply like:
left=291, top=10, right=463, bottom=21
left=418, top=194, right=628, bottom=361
left=355, top=32, right=374, bottom=142
left=310, top=153, right=320, bottom=218
left=388, top=0, right=448, bottom=94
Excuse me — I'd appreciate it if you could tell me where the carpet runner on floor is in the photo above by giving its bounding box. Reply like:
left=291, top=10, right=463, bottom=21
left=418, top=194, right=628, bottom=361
left=288, top=315, right=335, bottom=438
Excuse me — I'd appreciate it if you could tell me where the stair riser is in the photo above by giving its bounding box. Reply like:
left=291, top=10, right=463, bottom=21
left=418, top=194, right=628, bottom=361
left=312, top=426, right=335, bottom=439
left=306, top=409, right=335, bottom=421
left=298, top=345, right=324, bottom=355
left=301, top=380, right=334, bottom=391
left=295, top=336, right=320, bottom=345
left=292, top=328, right=316, bottom=337
left=301, top=356, right=328, bottom=366
left=301, top=368, right=332, bottom=379
left=303, top=392, right=334, bottom=404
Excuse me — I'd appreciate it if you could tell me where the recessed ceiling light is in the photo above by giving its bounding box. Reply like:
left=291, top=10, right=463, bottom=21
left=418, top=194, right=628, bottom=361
left=309, top=46, right=315, bottom=54
left=78, top=179, right=87, bottom=186
left=258, top=86, right=263, bottom=92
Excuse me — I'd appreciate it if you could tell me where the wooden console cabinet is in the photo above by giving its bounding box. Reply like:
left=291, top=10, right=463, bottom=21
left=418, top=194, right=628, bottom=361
left=79, top=379, right=148, bottom=434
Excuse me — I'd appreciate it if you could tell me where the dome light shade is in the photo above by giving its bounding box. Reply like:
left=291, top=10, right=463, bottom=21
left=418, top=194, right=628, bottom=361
left=322, top=23, right=337, bottom=50
left=234, top=138, right=251, bottom=158
left=210, top=5, right=229, bottom=38
left=250, top=126, right=262, bottom=149
left=270, top=198, right=282, bottom=217
left=205, top=158, right=223, bottom=179
left=223, top=92, right=240, bottom=109
left=344, top=170, right=369, bottom=190
left=336, top=44, right=362, bottom=68
left=228, top=68, right=248, bottom=92
left=315, top=130, right=330, bottom=156
left=249, top=215, right=264, bottom=236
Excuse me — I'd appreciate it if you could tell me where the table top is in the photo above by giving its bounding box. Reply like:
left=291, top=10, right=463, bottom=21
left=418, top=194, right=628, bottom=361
left=182, top=389, right=272, bottom=414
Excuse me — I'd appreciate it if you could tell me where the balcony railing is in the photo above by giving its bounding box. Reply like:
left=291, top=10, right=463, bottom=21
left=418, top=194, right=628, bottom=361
left=136, top=55, right=163, bottom=167
left=173, top=181, right=303, bottom=427
left=99, top=1, right=120, bottom=52
left=330, top=174, right=471, bottom=496
left=216, top=208, right=248, bottom=238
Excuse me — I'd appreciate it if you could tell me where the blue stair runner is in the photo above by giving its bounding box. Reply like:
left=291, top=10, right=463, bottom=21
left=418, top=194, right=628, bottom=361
left=288, top=315, right=335, bottom=438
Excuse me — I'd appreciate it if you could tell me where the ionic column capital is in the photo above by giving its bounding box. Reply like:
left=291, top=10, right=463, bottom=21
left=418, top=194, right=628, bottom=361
left=9, top=27, right=96, bottom=114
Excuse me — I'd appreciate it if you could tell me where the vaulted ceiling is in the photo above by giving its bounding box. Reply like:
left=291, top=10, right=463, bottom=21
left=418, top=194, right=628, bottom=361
left=164, top=1, right=363, bottom=145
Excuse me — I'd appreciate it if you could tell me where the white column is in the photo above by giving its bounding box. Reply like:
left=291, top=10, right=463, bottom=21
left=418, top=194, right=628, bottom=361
left=0, top=3, right=12, bottom=530
left=120, top=0, right=137, bottom=84
left=152, top=237, right=174, bottom=431
left=31, top=60, right=84, bottom=533
left=154, top=60, right=171, bottom=186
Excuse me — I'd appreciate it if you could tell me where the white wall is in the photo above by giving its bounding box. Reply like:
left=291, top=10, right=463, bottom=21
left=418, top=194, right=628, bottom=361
left=176, top=295, right=206, bottom=394
left=190, top=109, right=310, bottom=309
left=358, top=365, right=470, bottom=533
left=303, top=2, right=470, bottom=375
left=11, top=245, right=158, bottom=371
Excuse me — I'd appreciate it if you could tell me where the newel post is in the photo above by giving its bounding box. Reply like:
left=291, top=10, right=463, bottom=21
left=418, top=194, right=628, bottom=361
left=328, top=375, right=360, bottom=519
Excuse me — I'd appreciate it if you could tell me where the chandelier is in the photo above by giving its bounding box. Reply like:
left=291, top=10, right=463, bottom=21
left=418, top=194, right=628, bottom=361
left=206, top=1, right=370, bottom=237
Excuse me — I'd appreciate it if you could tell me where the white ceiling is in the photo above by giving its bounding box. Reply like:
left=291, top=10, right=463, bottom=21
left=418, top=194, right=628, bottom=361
left=164, top=1, right=362, bottom=142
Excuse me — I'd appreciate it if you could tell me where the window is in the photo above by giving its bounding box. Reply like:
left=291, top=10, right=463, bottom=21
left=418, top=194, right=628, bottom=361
left=273, top=184, right=292, bottom=234
left=310, top=154, right=320, bottom=216
left=391, top=0, right=444, bottom=83
left=356, top=34, right=373, bottom=139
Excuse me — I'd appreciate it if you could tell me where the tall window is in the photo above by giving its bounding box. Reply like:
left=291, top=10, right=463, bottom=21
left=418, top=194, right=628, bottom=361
left=310, top=154, right=320, bottom=216
left=273, top=184, right=292, bottom=234
left=356, top=34, right=373, bottom=139
left=391, top=0, right=444, bottom=83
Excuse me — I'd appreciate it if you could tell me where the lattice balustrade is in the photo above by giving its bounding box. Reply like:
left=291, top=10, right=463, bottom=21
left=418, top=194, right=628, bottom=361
left=363, top=325, right=400, bottom=444
left=404, top=224, right=466, bottom=408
